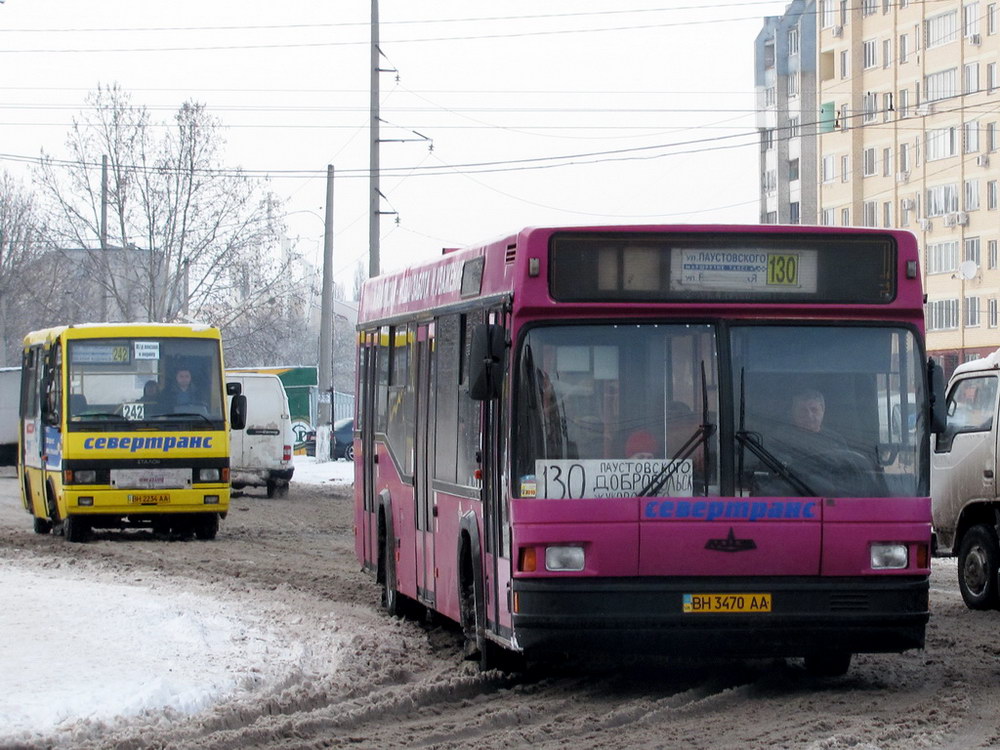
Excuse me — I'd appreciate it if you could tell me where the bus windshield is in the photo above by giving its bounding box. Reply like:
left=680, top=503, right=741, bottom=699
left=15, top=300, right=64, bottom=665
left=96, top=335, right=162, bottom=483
left=66, top=336, right=225, bottom=429
left=514, top=323, right=926, bottom=499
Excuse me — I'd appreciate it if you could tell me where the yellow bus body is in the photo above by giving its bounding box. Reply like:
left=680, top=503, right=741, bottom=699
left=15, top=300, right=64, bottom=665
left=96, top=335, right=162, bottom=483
left=17, top=323, right=233, bottom=540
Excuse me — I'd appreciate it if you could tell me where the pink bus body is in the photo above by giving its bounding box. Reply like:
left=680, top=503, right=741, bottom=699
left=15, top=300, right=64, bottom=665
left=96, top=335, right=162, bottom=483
left=354, top=225, right=934, bottom=674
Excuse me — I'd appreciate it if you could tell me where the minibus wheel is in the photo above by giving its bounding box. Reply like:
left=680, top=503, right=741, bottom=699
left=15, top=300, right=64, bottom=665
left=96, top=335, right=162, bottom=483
left=32, top=516, right=52, bottom=535
left=195, top=514, right=219, bottom=540
left=957, top=524, right=1000, bottom=609
left=803, top=652, right=851, bottom=677
left=63, top=515, right=89, bottom=543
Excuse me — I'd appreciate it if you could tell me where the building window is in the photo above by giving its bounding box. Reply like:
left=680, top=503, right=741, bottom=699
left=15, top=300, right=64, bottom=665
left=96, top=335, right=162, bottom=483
left=789, top=158, right=800, bottom=181
left=989, top=122, right=998, bottom=151
left=989, top=63, right=998, bottom=92
left=863, top=92, right=878, bottom=123
left=823, top=155, right=836, bottom=182
left=898, top=88, right=910, bottom=117
left=966, top=180, right=981, bottom=211
left=966, top=296, right=982, bottom=328
left=864, top=40, right=878, bottom=69
left=761, top=128, right=775, bottom=150
left=788, top=116, right=800, bottom=138
left=926, top=10, right=960, bottom=48
left=966, top=237, right=982, bottom=265
left=788, top=74, right=799, bottom=98
left=840, top=50, right=849, bottom=79
left=990, top=239, right=999, bottom=268
left=863, top=201, right=878, bottom=226
left=883, top=147, right=893, bottom=176
left=864, top=147, right=878, bottom=176
left=965, top=63, right=981, bottom=94
left=990, top=3, right=998, bottom=34
left=863, top=0, right=877, bottom=15
left=965, top=120, right=981, bottom=153
left=764, top=87, right=777, bottom=107
left=789, top=202, right=801, bottom=224
left=900, top=142, right=911, bottom=173
left=989, top=180, right=998, bottom=209
left=821, top=0, right=837, bottom=27
left=927, top=299, right=960, bottom=331
left=841, top=207, right=850, bottom=225
left=900, top=33, right=910, bottom=63
left=788, top=27, right=799, bottom=56
left=926, top=184, right=960, bottom=216
left=926, top=127, right=958, bottom=160
left=841, top=154, right=850, bottom=181
left=928, top=241, right=959, bottom=273
left=989, top=298, right=998, bottom=328
left=901, top=197, right=914, bottom=226
left=883, top=39, right=893, bottom=68
left=822, top=208, right=835, bottom=225
left=965, top=2, right=982, bottom=37
left=883, top=201, right=893, bottom=228
left=926, top=68, right=959, bottom=101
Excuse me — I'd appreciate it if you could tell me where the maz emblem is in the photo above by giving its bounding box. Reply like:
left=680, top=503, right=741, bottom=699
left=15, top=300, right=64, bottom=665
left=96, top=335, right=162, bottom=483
left=705, top=527, right=757, bottom=553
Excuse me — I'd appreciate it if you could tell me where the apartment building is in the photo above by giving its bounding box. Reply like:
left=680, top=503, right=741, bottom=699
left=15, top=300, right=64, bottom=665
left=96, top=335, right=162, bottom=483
left=755, top=0, right=819, bottom=225
left=816, top=0, right=1000, bottom=374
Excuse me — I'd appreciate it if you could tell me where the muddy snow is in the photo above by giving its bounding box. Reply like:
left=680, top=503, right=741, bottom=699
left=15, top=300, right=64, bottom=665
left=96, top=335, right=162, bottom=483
left=2, top=463, right=1000, bottom=749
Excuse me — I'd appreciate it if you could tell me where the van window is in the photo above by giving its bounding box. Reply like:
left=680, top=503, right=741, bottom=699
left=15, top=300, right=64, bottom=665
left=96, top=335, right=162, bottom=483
left=937, top=375, right=998, bottom=452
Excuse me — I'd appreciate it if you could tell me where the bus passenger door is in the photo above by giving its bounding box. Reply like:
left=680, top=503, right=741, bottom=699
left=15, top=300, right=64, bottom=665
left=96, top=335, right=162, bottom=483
left=414, top=324, right=436, bottom=605
left=358, top=334, right=378, bottom=571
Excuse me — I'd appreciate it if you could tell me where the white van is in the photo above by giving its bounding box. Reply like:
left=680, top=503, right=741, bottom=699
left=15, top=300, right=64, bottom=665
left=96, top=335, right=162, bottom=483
left=932, top=350, right=1000, bottom=609
left=226, top=372, right=294, bottom=497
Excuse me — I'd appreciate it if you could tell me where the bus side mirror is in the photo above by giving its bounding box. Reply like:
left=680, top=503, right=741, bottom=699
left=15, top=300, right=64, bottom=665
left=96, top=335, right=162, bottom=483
left=230, top=394, right=247, bottom=430
left=928, top=358, right=947, bottom=434
left=469, top=323, right=506, bottom=401
left=226, top=382, right=242, bottom=396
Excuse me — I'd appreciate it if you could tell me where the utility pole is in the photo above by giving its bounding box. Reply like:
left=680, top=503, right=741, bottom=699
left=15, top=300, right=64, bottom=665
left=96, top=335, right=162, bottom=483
left=100, top=154, right=109, bottom=321
left=369, top=0, right=381, bottom=279
left=319, top=165, right=335, bottom=428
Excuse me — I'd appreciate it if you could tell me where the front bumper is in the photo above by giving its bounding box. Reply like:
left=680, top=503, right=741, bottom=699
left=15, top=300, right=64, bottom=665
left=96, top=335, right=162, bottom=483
left=511, top=575, right=928, bottom=657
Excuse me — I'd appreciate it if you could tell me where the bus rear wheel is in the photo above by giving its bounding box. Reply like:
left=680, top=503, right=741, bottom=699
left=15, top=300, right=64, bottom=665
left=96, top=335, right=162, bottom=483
left=803, top=652, right=852, bottom=677
left=958, top=524, right=1000, bottom=610
left=194, top=514, right=219, bottom=540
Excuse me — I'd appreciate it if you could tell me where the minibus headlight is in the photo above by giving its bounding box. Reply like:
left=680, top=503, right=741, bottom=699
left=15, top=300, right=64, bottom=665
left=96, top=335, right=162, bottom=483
left=871, top=543, right=908, bottom=570
left=545, top=545, right=585, bottom=572
left=198, top=468, right=221, bottom=482
left=73, top=470, right=97, bottom=484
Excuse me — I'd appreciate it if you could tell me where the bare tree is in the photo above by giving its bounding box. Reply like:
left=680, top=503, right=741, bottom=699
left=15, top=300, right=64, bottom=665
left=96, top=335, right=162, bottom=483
left=35, top=84, right=297, bottom=327
left=0, top=171, right=57, bottom=365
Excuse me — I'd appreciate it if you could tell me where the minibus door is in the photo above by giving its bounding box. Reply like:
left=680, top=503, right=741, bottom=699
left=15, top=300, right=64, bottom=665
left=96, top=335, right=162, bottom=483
left=359, top=334, right=378, bottom=571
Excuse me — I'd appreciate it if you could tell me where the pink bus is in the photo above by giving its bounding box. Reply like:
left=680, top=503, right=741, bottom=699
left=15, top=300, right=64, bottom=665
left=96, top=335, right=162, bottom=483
left=354, top=225, right=945, bottom=675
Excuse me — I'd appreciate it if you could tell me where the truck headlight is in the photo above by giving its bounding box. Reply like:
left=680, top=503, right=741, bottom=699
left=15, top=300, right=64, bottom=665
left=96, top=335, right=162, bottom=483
left=545, top=545, right=585, bottom=572
left=871, top=543, right=908, bottom=570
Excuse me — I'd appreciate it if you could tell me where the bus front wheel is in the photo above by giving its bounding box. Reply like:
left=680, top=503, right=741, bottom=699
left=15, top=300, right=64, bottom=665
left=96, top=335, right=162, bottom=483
left=958, top=524, right=1000, bottom=610
left=195, top=514, right=219, bottom=540
left=803, top=652, right=852, bottom=677
left=33, top=516, right=52, bottom=535
left=63, top=515, right=89, bottom=543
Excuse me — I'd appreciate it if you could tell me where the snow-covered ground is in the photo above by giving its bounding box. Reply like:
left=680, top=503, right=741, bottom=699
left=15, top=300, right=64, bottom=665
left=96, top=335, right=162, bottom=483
left=0, top=456, right=354, bottom=746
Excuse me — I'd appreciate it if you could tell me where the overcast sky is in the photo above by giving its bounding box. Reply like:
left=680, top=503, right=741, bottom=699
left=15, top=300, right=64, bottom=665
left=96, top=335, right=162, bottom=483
left=0, top=1, right=791, bottom=295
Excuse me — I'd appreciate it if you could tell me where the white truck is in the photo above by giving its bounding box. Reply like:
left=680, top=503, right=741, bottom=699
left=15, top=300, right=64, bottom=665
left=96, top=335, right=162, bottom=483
left=226, top=371, right=294, bottom=497
left=932, top=350, right=1000, bottom=609
left=0, top=367, right=19, bottom=465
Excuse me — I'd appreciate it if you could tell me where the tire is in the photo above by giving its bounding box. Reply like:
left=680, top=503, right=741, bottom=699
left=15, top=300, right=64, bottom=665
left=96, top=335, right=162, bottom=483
left=266, top=479, right=277, bottom=498
left=195, top=514, right=219, bottom=540
left=344, top=443, right=355, bottom=462
left=804, top=652, right=852, bottom=677
left=33, top=516, right=52, bottom=535
left=381, top=534, right=403, bottom=617
left=63, top=515, right=89, bottom=543
left=958, top=524, right=1000, bottom=609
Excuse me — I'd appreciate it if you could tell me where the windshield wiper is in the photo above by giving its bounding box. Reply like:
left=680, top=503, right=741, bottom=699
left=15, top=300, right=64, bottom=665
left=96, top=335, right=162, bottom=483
left=735, top=369, right=816, bottom=497
left=157, top=411, right=216, bottom=424
left=639, top=363, right=716, bottom=497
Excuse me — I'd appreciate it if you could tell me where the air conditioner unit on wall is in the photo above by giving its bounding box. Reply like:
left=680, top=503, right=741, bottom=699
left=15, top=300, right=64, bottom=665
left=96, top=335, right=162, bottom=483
left=901, top=198, right=915, bottom=210
left=918, top=218, right=932, bottom=231
left=896, top=171, right=911, bottom=183
left=833, top=25, right=843, bottom=38
left=977, top=154, right=990, bottom=167
left=944, top=213, right=958, bottom=227
left=957, top=211, right=970, bottom=225
left=915, top=103, right=934, bottom=116
left=970, top=33, right=982, bottom=45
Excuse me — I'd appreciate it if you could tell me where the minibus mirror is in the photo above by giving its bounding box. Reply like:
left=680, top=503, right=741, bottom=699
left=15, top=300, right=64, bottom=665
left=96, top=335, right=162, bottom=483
left=230, top=393, right=247, bottom=430
left=928, top=358, right=947, bottom=434
left=226, top=382, right=242, bottom=396
left=469, top=323, right=506, bottom=401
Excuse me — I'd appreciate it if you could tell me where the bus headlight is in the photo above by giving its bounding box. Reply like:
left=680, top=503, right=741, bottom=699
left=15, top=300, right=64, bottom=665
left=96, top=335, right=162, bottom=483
left=197, top=468, right=221, bottom=482
left=65, top=469, right=97, bottom=484
left=545, top=545, right=585, bottom=572
left=871, top=543, right=908, bottom=570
